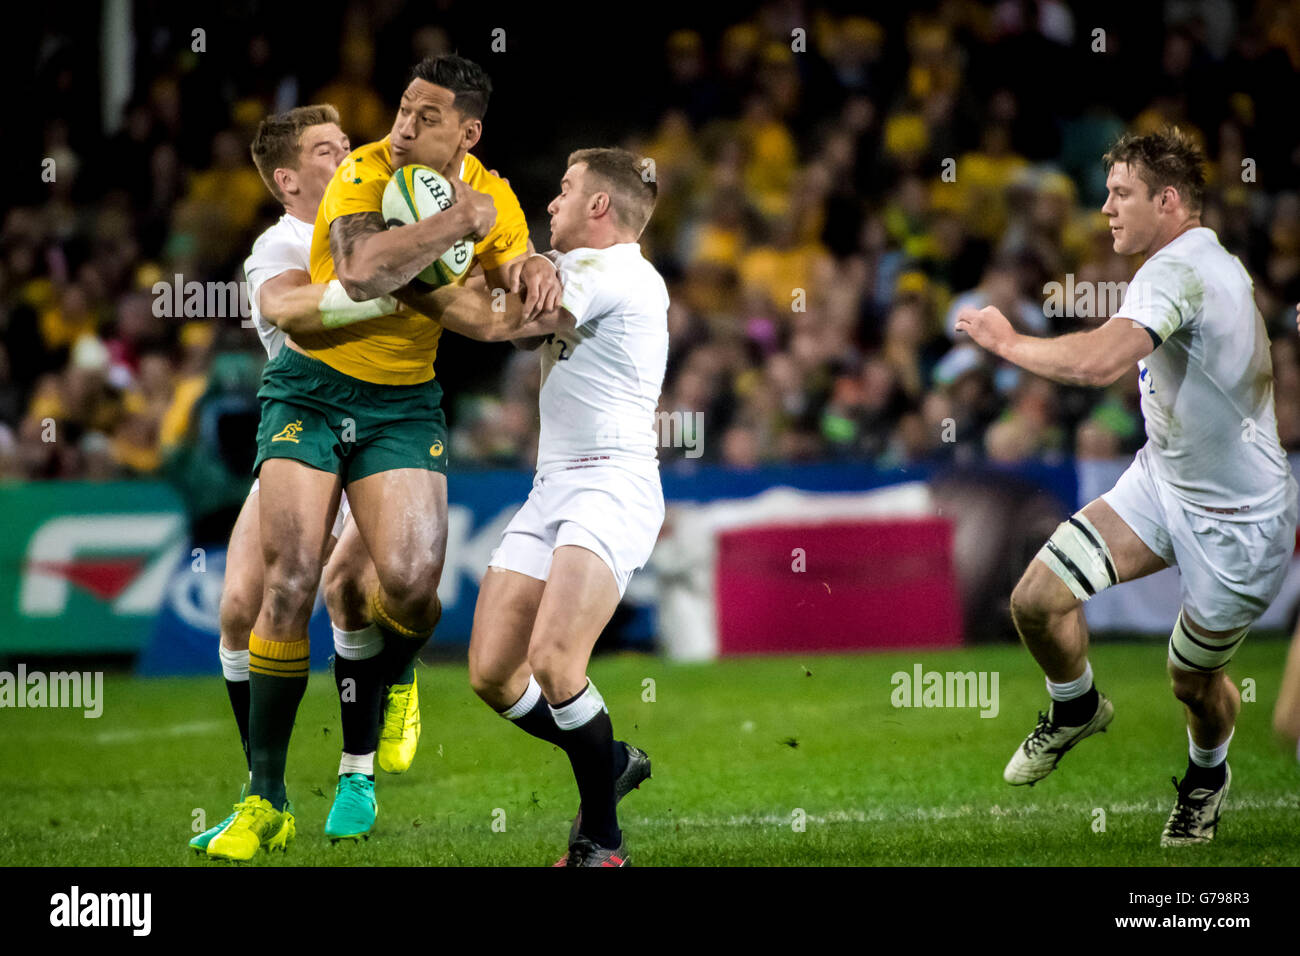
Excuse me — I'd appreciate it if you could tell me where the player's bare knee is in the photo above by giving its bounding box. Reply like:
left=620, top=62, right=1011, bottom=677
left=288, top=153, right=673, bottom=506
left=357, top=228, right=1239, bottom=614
left=375, top=556, right=442, bottom=616
left=261, top=550, right=323, bottom=626
left=1011, top=562, right=1078, bottom=632
left=218, top=588, right=258, bottom=649
left=1167, top=661, right=1221, bottom=707
left=527, top=642, right=579, bottom=696
left=324, top=560, right=368, bottom=629
left=468, top=654, right=514, bottom=706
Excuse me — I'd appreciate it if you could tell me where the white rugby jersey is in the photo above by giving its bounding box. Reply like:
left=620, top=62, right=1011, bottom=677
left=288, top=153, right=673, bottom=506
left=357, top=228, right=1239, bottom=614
left=243, top=213, right=314, bottom=358
left=536, top=243, right=670, bottom=476
left=1118, top=226, right=1293, bottom=520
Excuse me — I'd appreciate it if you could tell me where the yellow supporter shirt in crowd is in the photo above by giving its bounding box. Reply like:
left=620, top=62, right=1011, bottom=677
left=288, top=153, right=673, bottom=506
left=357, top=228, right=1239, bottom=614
left=302, top=138, right=529, bottom=385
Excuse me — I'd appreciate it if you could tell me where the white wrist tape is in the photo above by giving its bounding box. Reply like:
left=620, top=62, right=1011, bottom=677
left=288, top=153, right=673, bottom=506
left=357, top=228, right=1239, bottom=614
left=319, top=279, right=397, bottom=328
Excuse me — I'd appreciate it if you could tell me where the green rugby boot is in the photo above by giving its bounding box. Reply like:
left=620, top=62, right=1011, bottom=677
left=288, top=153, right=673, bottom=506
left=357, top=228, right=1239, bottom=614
left=325, top=773, right=377, bottom=843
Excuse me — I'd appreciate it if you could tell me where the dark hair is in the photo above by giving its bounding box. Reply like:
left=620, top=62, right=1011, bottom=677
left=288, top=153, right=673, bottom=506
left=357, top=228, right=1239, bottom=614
left=249, top=104, right=341, bottom=202
left=1103, top=126, right=1207, bottom=214
left=567, top=147, right=659, bottom=237
left=409, top=54, right=492, bottom=120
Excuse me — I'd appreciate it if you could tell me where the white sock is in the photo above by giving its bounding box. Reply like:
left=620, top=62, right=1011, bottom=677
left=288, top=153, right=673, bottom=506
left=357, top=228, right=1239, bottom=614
left=501, top=675, right=542, bottom=720
left=548, top=680, right=607, bottom=731
left=1046, top=661, right=1093, bottom=702
left=1188, top=727, right=1232, bottom=768
left=333, top=624, right=383, bottom=660
left=219, top=645, right=249, bottom=682
left=339, top=751, right=375, bottom=776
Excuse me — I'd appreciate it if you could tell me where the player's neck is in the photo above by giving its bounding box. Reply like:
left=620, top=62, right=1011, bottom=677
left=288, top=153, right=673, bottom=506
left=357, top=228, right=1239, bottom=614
left=571, top=227, right=636, bottom=251
left=1146, top=217, right=1201, bottom=256
left=439, top=147, right=468, bottom=182
left=282, top=199, right=316, bottom=226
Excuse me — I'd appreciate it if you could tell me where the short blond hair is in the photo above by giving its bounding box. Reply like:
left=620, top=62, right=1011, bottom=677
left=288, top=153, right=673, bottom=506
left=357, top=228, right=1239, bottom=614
left=250, top=104, right=341, bottom=202
left=568, top=147, right=658, bottom=237
left=1103, top=126, right=1207, bottom=214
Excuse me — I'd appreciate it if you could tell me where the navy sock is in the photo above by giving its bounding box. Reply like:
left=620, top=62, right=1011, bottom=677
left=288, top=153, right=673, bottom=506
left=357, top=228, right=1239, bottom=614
left=504, top=687, right=630, bottom=777
left=1183, top=758, right=1227, bottom=792
left=1050, top=685, right=1099, bottom=726
left=334, top=654, right=386, bottom=758
left=554, top=695, right=620, bottom=849
left=224, top=677, right=252, bottom=772
left=507, top=693, right=566, bottom=746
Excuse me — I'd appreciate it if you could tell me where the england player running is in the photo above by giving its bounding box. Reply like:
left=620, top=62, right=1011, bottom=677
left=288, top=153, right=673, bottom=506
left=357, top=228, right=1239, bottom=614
left=1271, top=303, right=1300, bottom=766
left=191, top=104, right=397, bottom=856
left=957, top=127, right=1298, bottom=846
left=427, top=148, right=665, bottom=866
left=207, top=55, right=559, bottom=861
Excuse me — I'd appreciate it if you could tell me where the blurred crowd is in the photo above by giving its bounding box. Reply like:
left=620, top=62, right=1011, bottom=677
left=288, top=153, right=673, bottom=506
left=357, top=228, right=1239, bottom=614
left=6, top=0, right=1300, bottom=485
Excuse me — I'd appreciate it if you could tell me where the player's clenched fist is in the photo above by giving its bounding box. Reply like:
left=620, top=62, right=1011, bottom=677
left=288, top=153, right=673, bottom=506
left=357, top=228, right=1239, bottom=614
left=955, top=304, right=1015, bottom=356
left=519, top=255, right=562, bottom=320
left=455, top=179, right=498, bottom=241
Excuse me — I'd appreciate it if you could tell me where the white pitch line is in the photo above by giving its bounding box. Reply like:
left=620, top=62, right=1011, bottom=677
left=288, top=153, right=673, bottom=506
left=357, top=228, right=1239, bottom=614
left=93, top=720, right=226, bottom=744
left=625, top=795, right=1300, bottom=828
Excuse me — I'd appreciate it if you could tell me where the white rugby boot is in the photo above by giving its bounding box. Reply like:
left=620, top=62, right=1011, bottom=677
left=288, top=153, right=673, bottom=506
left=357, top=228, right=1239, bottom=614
left=1161, top=764, right=1231, bottom=847
left=1004, top=692, right=1114, bottom=785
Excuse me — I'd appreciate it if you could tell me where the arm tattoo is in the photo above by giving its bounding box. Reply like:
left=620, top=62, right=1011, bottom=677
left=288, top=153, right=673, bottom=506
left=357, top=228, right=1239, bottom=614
left=330, top=211, right=387, bottom=268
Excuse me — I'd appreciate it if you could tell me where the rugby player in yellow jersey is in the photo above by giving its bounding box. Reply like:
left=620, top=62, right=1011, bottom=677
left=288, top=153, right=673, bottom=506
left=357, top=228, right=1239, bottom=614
left=211, top=54, right=560, bottom=859
left=198, top=104, right=415, bottom=860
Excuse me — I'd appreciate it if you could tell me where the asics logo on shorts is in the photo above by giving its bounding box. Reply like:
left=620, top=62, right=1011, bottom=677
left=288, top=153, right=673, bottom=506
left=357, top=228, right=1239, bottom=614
left=429, top=441, right=444, bottom=457
left=272, top=420, right=305, bottom=443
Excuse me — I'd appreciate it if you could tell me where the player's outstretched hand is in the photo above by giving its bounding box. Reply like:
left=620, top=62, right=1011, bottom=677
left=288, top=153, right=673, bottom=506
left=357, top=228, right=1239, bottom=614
left=520, top=256, right=562, bottom=320
left=955, top=304, right=1014, bottom=356
left=456, top=179, right=498, bottom=241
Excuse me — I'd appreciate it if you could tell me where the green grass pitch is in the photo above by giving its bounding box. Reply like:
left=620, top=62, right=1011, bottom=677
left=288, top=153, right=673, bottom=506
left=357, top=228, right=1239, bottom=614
left=2, top=639, right=1297, bottom=866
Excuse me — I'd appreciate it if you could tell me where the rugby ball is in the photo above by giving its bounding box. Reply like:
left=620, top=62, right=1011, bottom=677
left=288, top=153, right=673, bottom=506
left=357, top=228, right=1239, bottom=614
left=382, top=164, right=475, bottom=289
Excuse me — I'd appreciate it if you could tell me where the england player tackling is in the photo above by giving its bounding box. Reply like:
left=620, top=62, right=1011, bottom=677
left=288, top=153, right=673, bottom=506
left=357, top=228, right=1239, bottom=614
left=426, top=148, right=665, bottom=865
left=957, top=127, right=1298, bottom=846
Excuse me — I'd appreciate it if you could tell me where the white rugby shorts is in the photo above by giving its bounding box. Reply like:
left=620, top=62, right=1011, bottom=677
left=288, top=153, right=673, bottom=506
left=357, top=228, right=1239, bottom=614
left=488, top=464, right=664, bottom=597
left=1101, top=445, right=1298, bottom=632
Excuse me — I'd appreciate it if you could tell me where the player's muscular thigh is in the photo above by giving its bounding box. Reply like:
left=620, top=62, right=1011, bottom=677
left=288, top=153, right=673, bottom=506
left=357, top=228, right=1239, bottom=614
left=1079, top=498, right=1166, bottom=581
left=256, top=460, right=341, bottom=631
left=1017, top=497, right=1165, bottom=616
left=347, top=469, right=447, bottom=616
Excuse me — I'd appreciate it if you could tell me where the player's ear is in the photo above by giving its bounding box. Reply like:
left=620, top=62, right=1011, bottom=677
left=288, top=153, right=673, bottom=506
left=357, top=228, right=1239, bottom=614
left=589, top=191, right=610, bottom=219
left=461, top=118, right=482, bottom=152
left=274, top=167, right=297, bottom=198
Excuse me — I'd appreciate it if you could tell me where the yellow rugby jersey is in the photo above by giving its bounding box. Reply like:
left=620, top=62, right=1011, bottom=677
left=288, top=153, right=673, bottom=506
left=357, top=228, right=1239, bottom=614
left=303, top=139, right=530, bottom=384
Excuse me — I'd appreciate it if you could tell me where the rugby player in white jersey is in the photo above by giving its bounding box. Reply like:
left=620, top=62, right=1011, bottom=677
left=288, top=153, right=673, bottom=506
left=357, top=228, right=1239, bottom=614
left=957, top=127, right=1298, bottom=846
left=1272, top=302, right=1300, bottom=765
left=189, top=105, right=400, bottom=855
left=416, top=148, right=665, bottom=865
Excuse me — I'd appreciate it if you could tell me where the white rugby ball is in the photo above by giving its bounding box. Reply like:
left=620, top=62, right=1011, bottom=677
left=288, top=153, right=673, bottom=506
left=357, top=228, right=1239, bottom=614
left=382, top=164, right=475, bottom=289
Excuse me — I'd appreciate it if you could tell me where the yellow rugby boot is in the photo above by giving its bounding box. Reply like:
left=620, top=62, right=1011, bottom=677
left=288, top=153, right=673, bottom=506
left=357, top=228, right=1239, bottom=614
left=378, top=675, right=420, bottom=774
left=206, top=796, right=295, bottom=861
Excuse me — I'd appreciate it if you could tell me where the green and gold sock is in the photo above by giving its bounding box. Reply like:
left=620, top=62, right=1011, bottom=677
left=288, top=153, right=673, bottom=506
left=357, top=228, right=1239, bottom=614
left=371, top=592, right=438, bottom=686
left=248, top=633, right=310, bottom=811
